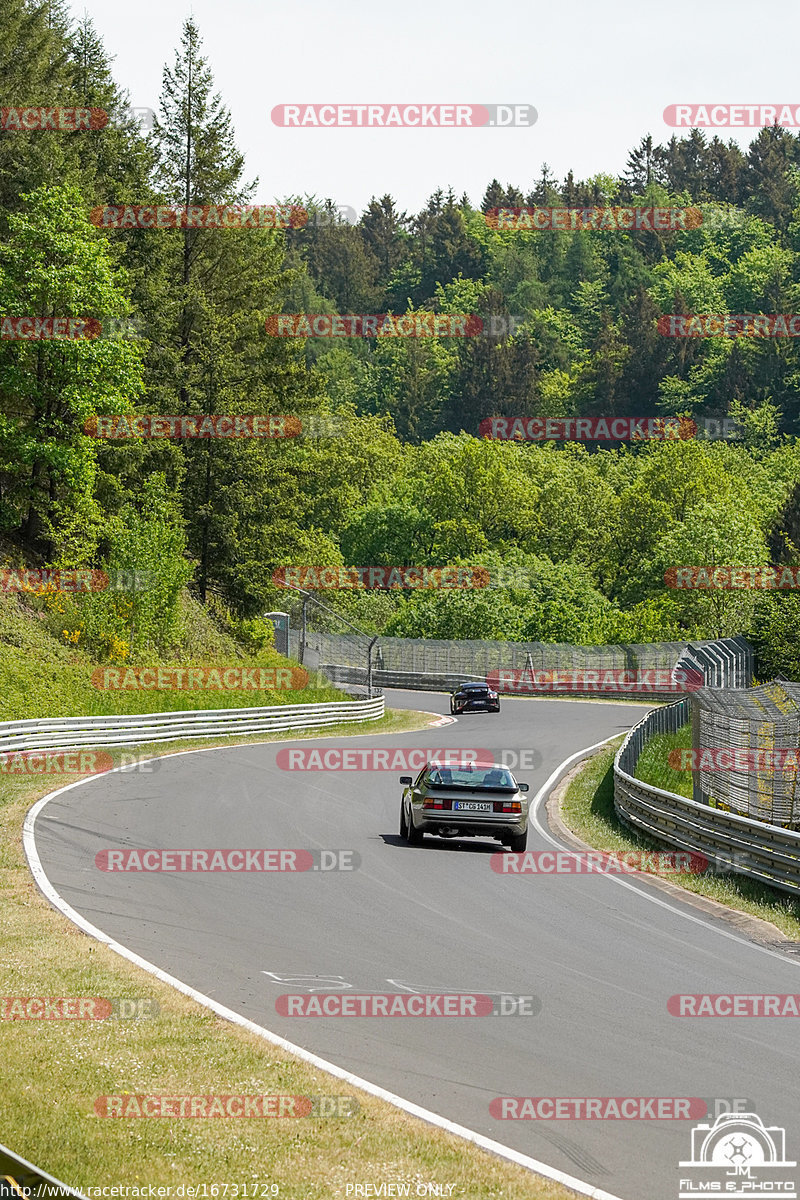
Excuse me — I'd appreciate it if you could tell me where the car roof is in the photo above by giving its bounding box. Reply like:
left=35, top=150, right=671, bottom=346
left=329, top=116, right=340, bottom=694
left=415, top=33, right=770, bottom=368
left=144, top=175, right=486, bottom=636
left=427, top=760, right=509, bottom=770
left=461, top=681, right=489, bottom=687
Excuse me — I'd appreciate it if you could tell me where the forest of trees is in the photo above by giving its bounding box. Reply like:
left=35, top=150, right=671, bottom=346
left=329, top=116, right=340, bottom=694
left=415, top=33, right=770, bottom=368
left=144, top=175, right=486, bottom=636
left=3, top=0, right=800, bottom=678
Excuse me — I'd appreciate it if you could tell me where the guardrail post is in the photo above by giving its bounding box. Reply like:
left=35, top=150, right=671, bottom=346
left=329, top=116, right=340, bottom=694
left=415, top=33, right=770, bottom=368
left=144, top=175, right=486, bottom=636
left=299, top=594, right=308, bottom=666
left=367, top=636, right=379, bottom=699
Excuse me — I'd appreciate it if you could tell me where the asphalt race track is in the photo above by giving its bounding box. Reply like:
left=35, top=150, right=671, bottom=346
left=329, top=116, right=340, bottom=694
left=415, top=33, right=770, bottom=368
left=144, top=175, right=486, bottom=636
left=30, top=691, right=800, bottom=1200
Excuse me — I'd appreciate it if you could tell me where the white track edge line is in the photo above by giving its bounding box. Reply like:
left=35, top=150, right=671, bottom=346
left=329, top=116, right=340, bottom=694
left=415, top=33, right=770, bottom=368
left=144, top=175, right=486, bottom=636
left=530, top=738, right=799, bottom=967
left=23, top=766, right=623, bottom=1200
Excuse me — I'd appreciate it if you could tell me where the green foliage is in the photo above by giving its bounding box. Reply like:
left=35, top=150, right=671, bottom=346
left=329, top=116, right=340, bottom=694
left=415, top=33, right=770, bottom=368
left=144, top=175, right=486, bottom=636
left=4, top=3, right=800, bottom=669
left=747, top=594, right=800, bottom=682
left=37, top=475, right=192, bottom=660
left=0, top=184, right=144, bottom=557
left=206, top=595, right=276, bottom=654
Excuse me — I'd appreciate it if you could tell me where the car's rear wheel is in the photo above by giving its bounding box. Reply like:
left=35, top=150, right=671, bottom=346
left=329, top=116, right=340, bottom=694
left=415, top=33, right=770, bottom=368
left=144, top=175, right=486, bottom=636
left=507, top=828, right=528, bottom=852
left=406, top=806, right=424, bottom=845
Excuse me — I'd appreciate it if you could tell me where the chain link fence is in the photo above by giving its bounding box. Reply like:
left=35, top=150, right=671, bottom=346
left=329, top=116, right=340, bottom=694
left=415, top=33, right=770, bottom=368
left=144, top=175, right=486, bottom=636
left=615, top=699, right=800, bottom=894
left=288, top=626, right=752, bottom=699
left=692, top=680, right=800, bottom=827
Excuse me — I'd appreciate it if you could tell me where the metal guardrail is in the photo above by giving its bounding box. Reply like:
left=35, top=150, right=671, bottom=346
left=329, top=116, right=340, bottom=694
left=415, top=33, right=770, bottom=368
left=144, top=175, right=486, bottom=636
left=0, top=1140, right=86, bottom=1198
left=0, top=697, right=385, bottom=755
left=614, top=700, right=800, bottom=898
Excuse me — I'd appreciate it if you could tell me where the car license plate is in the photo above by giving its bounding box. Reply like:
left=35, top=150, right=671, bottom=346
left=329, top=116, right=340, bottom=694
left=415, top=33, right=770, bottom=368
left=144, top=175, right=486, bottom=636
left=452, top=801, right=492, bottom=812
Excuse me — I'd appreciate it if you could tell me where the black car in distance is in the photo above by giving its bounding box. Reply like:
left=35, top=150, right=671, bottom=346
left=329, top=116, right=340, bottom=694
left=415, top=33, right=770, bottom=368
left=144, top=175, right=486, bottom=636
left=449, top=681, right=500, bottom=715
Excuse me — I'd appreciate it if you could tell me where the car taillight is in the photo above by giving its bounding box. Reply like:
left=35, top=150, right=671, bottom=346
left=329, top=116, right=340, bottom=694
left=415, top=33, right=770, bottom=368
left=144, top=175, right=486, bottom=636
left=423, top=797, right=453, bottom=810
left=493, top=800, right=521, bottom=813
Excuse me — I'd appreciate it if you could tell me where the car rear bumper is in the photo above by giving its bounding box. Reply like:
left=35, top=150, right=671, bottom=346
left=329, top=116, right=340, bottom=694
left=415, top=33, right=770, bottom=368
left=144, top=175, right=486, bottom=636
left=414, top=811, right=526, bottom=836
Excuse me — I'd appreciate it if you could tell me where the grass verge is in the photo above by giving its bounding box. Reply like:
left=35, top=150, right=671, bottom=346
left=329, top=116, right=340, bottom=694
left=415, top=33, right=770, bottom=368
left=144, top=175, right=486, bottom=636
left=633, top=724, right=693, bottom=798
left=0, top=590, right=345, bottom=720
left=1, top=706, right=578, bottom=1200
left=560, top=738, right=800, bottom=941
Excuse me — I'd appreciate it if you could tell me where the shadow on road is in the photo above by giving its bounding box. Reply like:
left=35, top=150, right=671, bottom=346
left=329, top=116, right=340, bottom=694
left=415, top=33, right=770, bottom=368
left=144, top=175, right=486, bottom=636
left=379, top=833, right=503, bottom=854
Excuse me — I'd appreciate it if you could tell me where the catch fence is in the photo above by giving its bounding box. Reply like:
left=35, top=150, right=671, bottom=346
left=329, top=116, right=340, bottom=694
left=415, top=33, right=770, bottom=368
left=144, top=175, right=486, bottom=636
left=290, top=630, right=753, bottom=698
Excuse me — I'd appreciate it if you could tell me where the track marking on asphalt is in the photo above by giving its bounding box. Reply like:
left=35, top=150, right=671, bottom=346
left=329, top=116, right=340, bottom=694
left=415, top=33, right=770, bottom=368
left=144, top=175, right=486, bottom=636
left=24, top=765, right=624, bottom=1200
left=530, top=737, right=800, bottom=969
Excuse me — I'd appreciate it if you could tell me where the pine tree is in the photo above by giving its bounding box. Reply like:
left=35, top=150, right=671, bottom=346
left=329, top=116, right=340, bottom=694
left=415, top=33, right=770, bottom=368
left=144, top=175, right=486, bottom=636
left=746, top=126, right=798, bottom=228
left=623, top=135, right=667, bottom=194
left=705, top=136, right=747, bottom=204
left=361, top=195, right=409, bottom=279
left=481, top=179, right=505, bottom=211
left=147, top=18, right=314, bottom=608
left=0, top=0, right=73, bottom=211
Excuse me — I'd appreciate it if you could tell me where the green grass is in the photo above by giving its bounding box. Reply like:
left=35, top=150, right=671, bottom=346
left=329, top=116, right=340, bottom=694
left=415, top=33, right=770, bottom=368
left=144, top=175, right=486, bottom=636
left=561, top=739, right=800, bottom=940
left=633, top=724, right=694, bottom=798
left=0, top=590, right=344, bottom=720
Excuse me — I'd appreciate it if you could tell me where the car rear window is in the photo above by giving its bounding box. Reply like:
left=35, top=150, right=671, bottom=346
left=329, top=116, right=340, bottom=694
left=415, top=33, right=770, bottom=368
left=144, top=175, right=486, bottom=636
left=427, top=765, right=516, bottom=789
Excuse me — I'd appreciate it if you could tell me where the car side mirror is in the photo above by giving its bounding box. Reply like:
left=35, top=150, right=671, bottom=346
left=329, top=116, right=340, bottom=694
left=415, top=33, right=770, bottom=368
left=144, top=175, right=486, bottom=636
left=399, top=776, right=413, bottom=785
left=518, top=783, right=529, bottom=792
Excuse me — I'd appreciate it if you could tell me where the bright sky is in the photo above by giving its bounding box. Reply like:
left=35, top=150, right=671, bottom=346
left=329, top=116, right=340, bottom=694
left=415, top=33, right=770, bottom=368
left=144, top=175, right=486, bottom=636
left=77, top=0, right=800, bottom=216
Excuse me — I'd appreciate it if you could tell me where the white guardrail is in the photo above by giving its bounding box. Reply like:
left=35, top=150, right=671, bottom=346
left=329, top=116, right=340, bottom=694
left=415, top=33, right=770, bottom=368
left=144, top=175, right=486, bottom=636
left=0, top=696, right=385, bottom=755
left=614, top=699, right=800, bottom=899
